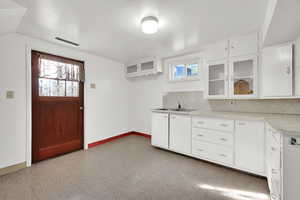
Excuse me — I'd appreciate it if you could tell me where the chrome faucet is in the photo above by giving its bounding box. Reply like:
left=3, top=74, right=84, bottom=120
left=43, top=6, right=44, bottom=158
left=177, top=101, right=182, bottom=110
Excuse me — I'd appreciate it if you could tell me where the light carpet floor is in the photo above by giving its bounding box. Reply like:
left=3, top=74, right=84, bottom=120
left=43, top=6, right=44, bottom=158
left=0, top=135, right=270, bottom=200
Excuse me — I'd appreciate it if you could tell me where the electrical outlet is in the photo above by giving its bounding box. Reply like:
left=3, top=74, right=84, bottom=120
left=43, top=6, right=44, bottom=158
left=90, top=83, right=96, bottom=89
left=6, top=90, right=14, bottom=99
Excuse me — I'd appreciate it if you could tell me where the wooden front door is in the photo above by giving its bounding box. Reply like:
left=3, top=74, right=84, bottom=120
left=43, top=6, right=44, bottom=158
left=31, top=51, right=84, bottom=163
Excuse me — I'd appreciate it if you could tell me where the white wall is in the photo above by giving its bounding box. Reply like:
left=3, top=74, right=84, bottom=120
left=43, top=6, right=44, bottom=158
left=0, top=33, right=131, bottom=168
left=128, top=54, right=205, bottom=134
left=0, top=34, right=27, bottom=169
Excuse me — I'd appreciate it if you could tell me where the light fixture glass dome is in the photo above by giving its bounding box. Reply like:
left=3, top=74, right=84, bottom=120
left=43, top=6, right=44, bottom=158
left=141, top=16, right=159, bottom=34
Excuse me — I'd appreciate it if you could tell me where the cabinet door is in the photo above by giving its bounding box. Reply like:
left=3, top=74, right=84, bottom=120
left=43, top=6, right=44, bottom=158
left=151, top=113, right=169, bottom=149
left=204, top=41, right=229, bottom=61
left=229, top=55, right=258, bottom=98
left=261, top=44, right=293, bottom=97
left=169, top=114, right=191, bottom=154
left=235, top=120, right=265, bottom=173
left=126, top=64, right=139, bottom=76
left=229, top=33, right=258, bottom=57
left=140, top=61, right=155, bottom=72
left=206, top=59, right=229, bottom=99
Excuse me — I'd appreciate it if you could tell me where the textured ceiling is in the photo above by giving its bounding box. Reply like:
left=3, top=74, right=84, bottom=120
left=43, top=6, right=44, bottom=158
left=10, top=0, right=268, bottom=63
left=0, top=0, right=26, bottom=35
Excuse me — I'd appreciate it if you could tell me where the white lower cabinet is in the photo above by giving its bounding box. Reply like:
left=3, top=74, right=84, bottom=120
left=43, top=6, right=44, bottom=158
left=151, top=112, right=169, bottom=149
left=192, top=140, right=233, bottom=165
left=235, top=120, right=265, bottom=174
left=266, top=124, right=282, bottom=200
left=151, top=112, right=292, bottom=199
left=191, top=117, right=234, bottom=166
left=169, top=114, right=192, bottom=154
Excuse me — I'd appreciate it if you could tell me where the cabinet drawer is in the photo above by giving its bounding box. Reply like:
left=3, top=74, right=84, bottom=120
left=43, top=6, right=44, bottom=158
left=192, top=128, right=233, bottom=146
left=192, top=117, right=234, bottom=132
left=192, top=140, right=233, bottom=165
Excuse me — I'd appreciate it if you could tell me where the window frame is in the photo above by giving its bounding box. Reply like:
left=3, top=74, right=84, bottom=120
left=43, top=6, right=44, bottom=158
left=36, top=53, right=84, bottom=98
left=168, top=58, right=202, bottom=82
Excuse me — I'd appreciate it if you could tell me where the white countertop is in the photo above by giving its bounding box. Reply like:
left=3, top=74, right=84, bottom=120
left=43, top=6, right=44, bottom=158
left=152, top=109, right=300, bottom=136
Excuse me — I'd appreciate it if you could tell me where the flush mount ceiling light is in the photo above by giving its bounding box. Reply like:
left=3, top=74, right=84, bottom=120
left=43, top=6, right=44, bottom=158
left=141, top=16, right=159, bottom=34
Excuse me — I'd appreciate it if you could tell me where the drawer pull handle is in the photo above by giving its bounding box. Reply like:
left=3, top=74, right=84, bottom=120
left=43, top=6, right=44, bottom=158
left=220, top=124, right=228, bottom=127
left=197, top=121, right=205, bottom=125
left=220, top=138, right=227, bottom=141
left=272, top=169, right=277, bottom=174
left=271, top=147, right=276, bottom=151
left=197, top=149, right=204, bottom=152
left=238, top=122, right=246, bottom=126
left=270, top=193, right=277, bottom=199
left=197, top=134, right=204, bottom=137
left=220, top=154, right=227, bottom=157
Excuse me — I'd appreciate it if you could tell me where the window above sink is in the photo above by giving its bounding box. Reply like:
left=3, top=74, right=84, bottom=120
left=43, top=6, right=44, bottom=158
left=167, top=57, right=202, bottom=82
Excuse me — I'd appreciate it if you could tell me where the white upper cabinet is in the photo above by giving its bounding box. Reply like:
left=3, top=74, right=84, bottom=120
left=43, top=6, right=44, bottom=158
left=229, top=33, right=258, bottom=57
left=204, top=33, right=258, bottom=62
left=125, top=64, right=139, bottom=77
left=206, top=59, right=228, bottom=99
left=204, top=41, right=229, bottom=61
left=261, top=43, right=293, bottom=97
left=235, top=120, right=265, bottom=174
left=125, top=59, right=162, bottom=78
left=204, top=33, right=259, bottom=99
left=169, top=114, right=191, bottom=154
left=229, top=55, right=258, bottom=98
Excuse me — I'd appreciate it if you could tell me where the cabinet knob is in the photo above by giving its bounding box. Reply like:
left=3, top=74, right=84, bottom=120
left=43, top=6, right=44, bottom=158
left=220, top=124, right=228, bottom=127
left=286, top=66, right=291, bottom=74
left=197, top=134, right=204, bottom=137
left=197, top=121, right=204, bottom=125
left=220, top=154, right=227, bottom=157
left=220, top=138, right=227, bottom=141
left=238, top=122, right=246, bottom=126
left=272, top=169, right=277, bottom=174
left=197, top=149, right=204, bottom=152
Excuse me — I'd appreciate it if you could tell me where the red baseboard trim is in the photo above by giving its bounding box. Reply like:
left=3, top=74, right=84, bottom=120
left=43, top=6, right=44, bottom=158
left=131, top=131, right=151, bottom=138
left=88, top=131, right=151, bottom=148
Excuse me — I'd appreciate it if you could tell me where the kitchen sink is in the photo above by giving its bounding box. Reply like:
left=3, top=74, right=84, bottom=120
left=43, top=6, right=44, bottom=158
left=155, top=108, right=196, bottom=112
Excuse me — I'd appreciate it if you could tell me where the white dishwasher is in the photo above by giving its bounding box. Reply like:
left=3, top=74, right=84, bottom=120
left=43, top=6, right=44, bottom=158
left=282, top=136, right=300, bottom=200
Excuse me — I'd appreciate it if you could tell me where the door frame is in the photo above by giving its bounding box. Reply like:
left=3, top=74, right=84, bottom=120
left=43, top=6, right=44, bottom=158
left=26, top=44, right=88, bottom=167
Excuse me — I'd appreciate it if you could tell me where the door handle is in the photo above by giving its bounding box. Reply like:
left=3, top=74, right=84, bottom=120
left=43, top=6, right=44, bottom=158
left=80, top=106, right=84, bottom=110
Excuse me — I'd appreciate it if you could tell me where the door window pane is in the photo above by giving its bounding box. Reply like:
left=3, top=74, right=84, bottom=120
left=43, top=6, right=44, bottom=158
left=40, top=59, right=67, bottom=79
left=38, top=58, right=80, bottom=97
left=66, top=81, right=79, bottom=97
left=39, top=78, right=65, bottom=96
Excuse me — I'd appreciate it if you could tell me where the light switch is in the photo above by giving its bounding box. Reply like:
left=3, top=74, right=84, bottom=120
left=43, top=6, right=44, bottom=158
left=90, top=83, right=96, bottom=89
left=6, top=90, right=15, bottom=99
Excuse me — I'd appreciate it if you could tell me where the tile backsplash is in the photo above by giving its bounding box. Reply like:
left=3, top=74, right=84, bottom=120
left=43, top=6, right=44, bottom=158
left=163, top=91, right=300, bottom=115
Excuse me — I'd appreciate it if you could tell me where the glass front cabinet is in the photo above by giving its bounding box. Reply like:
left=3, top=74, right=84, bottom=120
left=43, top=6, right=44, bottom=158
left=205, top=55, right=257, bottom=99
left=206, top=59, right=228, bottom=98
